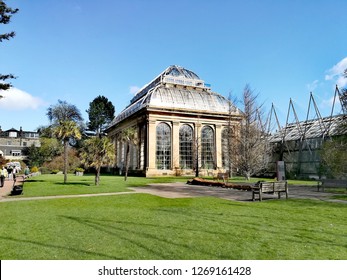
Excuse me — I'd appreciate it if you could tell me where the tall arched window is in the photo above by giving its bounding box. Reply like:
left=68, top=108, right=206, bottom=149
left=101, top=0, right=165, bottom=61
left=179, top=124, right=193, bottom=169
left=222, top=128, right=231, bottom=170
left=156, top=122, right=171, bottom=169
left=201, top=126, right=215, bottom=169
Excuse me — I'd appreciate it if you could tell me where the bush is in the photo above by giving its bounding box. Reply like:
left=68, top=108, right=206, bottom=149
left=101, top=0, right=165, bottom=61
left=75, top=167, right=84, bottom=173
left=31, top=166, right=39, bottom=173
left=51, top=169, right=60, bottom=174
left=39, top=167, right=51, bottom=174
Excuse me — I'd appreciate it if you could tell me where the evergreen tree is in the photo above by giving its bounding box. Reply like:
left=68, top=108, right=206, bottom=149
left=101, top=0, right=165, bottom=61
left=0, top=0, right=18, bottom=91
left=86, top=95, right=115, bottom=135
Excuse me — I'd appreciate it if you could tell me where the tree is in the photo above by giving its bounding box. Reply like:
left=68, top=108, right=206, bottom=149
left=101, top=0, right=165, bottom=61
left=22, top=137, right=62, bottom=168
left=80, top=136, right=115, bottom=185
left=119, top=127, right=138, bottom=181
left=86, top=95, right=115, bottom=136
left=222, top=92, right=239, bottom=178
left=234, top=85, right=268, bottom=180
left=0, top=0, right=18, bottom=91
left=52, top=120, right=82, bottom=183
left=47, top=100, right=83, bottom=184
left=320, top=135, right=347, bottom=178
left=319, top=69, right=347, bottom=178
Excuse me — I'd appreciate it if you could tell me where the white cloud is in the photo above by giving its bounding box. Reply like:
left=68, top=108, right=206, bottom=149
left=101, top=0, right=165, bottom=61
left=325, top=57, right=347, bottom=88
left=0, top=87, right=47, bottom=110
left=306, top=80, right=319, bottom=92
left=320, top=96, right=335, bottom=109
left=129, top=85, right=140, bottom=95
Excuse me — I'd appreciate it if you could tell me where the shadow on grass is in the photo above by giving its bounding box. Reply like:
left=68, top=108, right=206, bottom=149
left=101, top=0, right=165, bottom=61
left=54, top=182, right=91, bottom=186
left=61, top=215, right=228, bottom=259
left=0, top=235, right=121, bottom=259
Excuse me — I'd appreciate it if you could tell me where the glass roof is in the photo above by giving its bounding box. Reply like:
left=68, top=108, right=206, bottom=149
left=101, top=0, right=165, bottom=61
left=109, top=66, right=241, bottom=126
left=164, top=66, right=200, bottom=80
left=268, top=114, right=347, bottom=142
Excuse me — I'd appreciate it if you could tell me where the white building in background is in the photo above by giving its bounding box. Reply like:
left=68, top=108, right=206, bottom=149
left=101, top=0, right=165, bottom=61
left=0, top=127, right=40, bottom=161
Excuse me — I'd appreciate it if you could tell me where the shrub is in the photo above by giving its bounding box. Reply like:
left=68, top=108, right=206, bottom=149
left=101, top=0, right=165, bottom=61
left=51, top=169, right=60, bottom=174
left=31, top=166, right=39, bottom=173
left=75, top=167, right=84, bottom=173
left=39, top=167, right=51, bottom=174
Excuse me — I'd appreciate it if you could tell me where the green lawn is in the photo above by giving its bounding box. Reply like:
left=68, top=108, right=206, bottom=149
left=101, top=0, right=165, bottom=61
left=17, top=174, right=191, bottom=197
left=0, top=174, right=346, bottom=260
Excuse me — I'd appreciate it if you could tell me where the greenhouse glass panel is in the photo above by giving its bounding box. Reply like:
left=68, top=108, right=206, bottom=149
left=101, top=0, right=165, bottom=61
left=179, top=124, right=194, bottom=169
left=156, top=122, right=171, bottom=170
left=201, top=126, right=215, bottom=169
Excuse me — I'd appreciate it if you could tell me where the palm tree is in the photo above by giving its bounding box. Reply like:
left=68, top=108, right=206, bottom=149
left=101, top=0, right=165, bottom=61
left=52, top=120, right=82, bottom=184
left=119, top=127, right=138, bottom=181
left=80, top=136, right=115, bottom=185
left=47, top=100, right=83, bottom=184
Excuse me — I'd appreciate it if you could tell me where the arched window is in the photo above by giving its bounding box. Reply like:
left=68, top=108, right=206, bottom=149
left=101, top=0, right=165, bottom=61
left=201, top=126, right=215, bottom=169
left=179, top=124, right=193, bottom=169
left=222, top=127, right=232, bottom=170
left=156, top=122, right=171, bottom=169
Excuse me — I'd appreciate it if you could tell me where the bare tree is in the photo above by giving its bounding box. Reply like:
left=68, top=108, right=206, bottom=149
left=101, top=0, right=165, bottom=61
left=234, top=85, right=268, bottom=180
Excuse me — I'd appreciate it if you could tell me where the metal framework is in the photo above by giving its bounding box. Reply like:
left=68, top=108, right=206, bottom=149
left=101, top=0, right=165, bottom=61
left=267, top=86, right=347, bottom=178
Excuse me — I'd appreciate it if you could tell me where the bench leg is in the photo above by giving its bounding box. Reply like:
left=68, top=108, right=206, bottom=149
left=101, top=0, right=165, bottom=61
left=278, top=192, right=281, bottom=199
left=259, top=191, right=262, bottom=202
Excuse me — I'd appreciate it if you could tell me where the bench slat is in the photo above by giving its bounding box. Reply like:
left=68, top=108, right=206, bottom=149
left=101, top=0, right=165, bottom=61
left=317, top=179, right=347, bottom=192
left=252, top=181, right=288, bottom=201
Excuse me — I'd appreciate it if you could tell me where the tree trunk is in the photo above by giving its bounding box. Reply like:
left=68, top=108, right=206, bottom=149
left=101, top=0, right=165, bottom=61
left=124, top=144, right=130, bottom=181
left=63, top=139, right=68, bottom=184
left=95, top=166, right=101, bottom=185
left=245, top=171, right=251, bottom=181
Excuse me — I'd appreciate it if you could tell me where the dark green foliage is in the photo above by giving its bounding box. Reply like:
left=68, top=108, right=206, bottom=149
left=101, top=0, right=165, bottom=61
left=47, top=100, right=83, bottom=125
left=86, top=95, right=115, bottom=135
left=0, top=1, right=18, bottom=90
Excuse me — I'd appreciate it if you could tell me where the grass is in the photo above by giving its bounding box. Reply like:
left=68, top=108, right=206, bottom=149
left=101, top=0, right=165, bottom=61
left=17, top=174, right=191, bottom=197
left=0, top=174, right=346, bottom=260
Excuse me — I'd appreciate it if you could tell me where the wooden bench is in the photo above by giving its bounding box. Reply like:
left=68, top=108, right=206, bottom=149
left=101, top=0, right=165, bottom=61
left=251, top=181, right=288, bottom=201
left=10, top=176, right=25, bottom=196
left=317, top=179, right=347, bottom=192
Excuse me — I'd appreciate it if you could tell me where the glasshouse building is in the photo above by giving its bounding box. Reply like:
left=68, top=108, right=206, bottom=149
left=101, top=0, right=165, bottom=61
left=107, top=65, right=242, bottom=177
left=268, top=114, right=347, bottom=178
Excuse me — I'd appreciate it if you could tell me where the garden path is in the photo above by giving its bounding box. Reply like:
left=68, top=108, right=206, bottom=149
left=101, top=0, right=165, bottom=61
left=0, top=179, right=346, bottom=204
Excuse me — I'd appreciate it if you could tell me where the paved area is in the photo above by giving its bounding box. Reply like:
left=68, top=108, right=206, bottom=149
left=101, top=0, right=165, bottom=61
left=1, top=178, right=346, bottom=204
left=131, top=182, right=347, bottom=203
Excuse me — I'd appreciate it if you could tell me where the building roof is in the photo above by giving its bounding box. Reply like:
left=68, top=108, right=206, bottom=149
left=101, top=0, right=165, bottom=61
left=110, top=65, right=240, bottom=126
left=268, top=114, right=347, bottom=142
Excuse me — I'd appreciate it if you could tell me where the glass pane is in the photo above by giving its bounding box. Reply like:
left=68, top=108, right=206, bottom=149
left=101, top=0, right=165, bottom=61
left=179, top=124, right=193, bottom=169
left=156, top=123, right=171, bottom=170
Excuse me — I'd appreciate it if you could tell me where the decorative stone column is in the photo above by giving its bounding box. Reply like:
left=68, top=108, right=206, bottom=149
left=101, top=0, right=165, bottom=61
left=172, top=121, right=180, bottom=170
left=147, top=119, right=157, bottom=174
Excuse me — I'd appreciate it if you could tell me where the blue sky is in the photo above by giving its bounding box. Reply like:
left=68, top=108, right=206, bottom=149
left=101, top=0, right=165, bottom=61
left=1, top=0, right=346, bottom=131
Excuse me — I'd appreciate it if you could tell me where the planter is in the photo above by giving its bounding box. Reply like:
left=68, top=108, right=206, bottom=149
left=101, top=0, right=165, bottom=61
left=75, top=172, right=84, bottom=176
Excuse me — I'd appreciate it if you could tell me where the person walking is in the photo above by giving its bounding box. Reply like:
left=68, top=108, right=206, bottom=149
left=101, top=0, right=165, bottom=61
left=0, top=166, right=8, bottom=187
left=12, top=165, right=17, bottom=181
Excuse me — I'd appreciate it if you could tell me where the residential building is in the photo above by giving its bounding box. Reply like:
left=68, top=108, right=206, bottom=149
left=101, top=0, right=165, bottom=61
left=0, top=127, right=40, bottom=160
